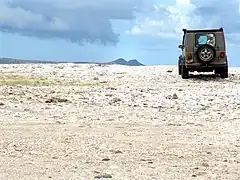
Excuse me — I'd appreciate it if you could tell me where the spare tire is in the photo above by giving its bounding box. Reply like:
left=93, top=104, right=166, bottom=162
left=196, top=44, right=216, bottom=63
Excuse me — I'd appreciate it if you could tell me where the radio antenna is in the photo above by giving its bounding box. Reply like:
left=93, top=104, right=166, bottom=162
left=220, top=17, right=223, bottom=28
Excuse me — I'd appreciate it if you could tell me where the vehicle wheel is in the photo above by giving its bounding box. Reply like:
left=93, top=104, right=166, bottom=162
left=178, top=57, right=182, bottom=75
left=220, top=67, right=228, bottom=78
left=214, top=69, right=220, bottom=75
left=181, top=65, right=189, bottom=79
left=178, top=64, right=182, bottom=75
left=196, top=44, right=216, bottom=63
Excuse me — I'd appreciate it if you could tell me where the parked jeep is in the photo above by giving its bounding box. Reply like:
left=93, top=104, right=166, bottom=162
left=178, top=27, right=228, bottom=79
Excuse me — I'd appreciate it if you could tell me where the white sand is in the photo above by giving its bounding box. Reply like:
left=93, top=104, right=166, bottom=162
left=0, top=64, right=240, bottom=180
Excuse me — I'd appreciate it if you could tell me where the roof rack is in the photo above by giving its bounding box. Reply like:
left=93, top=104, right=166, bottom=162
left=182, top=27, right=223, bottom=33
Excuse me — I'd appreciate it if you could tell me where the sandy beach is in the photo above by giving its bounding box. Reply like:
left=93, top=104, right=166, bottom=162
left=0, top=63, right=240, bottom=180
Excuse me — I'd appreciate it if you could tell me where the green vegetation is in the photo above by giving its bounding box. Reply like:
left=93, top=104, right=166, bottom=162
left=0, top=73, right=107, bottom=87
left=0, top=74, right=51, bottom=86
left=70, top=82, right=102, bottom=86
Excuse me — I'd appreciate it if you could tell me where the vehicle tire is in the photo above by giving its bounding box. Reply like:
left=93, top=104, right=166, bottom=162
left=214, top=69, right=220, bottom=75
left=181, top=65, right=189, bottom=79
left=178, top=65, right=182, bottom=75
left=178, top=56, right=182, bottom=75
left=220, top=67, right=228, bottom=78
left=196, top=44, right=216, bottom=63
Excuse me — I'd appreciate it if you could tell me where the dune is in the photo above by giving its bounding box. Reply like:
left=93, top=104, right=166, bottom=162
left=0, top=63, right=240, bottom=179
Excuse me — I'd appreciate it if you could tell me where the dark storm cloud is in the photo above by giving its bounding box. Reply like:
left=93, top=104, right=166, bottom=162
left=0, top=0, right=143, bottom=45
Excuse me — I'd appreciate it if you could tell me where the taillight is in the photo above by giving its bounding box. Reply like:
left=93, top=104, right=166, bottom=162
left=220, top=52, right=225, bottom=58
left=187, top=53, right=192, bottom=60
left=186, top=53, right=193, bottom=63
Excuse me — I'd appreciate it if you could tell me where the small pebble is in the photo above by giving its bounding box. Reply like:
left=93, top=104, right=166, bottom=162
left=102, top=158, right=110, bottom=161
left=94, top=174, right=112, bottom=179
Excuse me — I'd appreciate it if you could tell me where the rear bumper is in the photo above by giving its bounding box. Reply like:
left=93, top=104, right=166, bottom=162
left=186, top=63, right=228, bottom=70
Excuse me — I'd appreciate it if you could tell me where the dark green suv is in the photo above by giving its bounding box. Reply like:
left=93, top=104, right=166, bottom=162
left=178, top=27, right=228, bottom=79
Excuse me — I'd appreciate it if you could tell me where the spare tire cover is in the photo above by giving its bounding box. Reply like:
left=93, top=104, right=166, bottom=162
left=196, top=44, right=216, bottom=63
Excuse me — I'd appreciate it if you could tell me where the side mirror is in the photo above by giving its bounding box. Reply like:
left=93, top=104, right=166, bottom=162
left=178, top=45, right=183, bottom=49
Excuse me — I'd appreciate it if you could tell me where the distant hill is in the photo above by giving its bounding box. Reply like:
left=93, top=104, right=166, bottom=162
left=0, top=58, right=58, bottom=64
left=108, top=58, right=144, bottom=66
left=0, top=57, right=145, bottom=66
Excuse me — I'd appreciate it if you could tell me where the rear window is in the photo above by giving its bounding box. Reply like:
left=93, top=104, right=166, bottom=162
left=195, top=33, right=216, bottom=46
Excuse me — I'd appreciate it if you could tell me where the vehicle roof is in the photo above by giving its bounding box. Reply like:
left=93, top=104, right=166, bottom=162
left=183, top=27, right=223, bottom=33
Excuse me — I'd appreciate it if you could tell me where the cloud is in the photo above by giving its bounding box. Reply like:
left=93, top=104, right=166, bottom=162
left=127, top=0, right=240, bottom=42
left=1, top=0, right=240, bottom=46
left=0, top=0, right=142, bottom=45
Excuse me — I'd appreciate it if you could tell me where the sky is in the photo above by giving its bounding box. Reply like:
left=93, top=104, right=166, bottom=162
left=0, top=0, right=240, bottom=66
